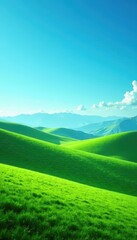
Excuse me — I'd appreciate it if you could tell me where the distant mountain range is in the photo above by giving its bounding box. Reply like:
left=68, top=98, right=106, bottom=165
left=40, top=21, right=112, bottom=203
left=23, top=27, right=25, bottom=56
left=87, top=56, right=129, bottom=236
left=78, top=116, right=137, bottom=136
left=1, top=113, right=136, bottom=136
left=77, top=118, right=124, bottom=133
left=0, top=112, right=119, bottom=128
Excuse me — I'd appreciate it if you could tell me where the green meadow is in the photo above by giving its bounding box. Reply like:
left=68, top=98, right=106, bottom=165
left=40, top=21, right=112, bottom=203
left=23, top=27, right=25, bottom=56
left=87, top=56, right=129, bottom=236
left=1, top=128, right=137, bottom=196
left=0, top=121, right=137, bottom=239
left=1, top=163, right=137, bottom=240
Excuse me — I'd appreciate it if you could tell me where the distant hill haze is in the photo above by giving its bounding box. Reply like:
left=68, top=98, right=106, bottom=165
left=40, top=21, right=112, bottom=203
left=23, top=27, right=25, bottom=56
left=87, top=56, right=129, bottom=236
left=1, top=113, right=136, bottom=137
left=78, top=116, right=137, bottom=136
left=0, top=112, right=119, bottom=128
left=77, top=119, right=122, bottom=133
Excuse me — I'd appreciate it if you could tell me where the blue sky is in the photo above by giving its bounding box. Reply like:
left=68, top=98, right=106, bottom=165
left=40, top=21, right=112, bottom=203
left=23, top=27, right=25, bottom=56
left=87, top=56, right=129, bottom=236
left=0, top=0, right=137, bottom=116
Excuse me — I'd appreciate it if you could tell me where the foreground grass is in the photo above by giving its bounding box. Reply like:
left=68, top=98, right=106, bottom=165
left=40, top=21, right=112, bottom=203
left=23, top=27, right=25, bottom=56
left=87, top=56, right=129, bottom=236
left=1, top=163, right=137, bottom=240
left=1, top=129, right=137, bottom=196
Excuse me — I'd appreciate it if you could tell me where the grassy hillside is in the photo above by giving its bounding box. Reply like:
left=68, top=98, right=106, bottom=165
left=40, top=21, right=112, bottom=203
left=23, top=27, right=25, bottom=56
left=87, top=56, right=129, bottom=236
left=67, top=131, right=137, bottom=163
left=0, top=121, right=75, bottom=144
left=42, top=127, right=95, bottom=140
left=0, top=129, right=137, bottom=196
left=1, top=163, right=137, bottom=240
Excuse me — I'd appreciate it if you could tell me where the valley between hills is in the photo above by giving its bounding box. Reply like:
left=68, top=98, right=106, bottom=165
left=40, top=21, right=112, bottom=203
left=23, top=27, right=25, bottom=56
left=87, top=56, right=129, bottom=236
left=0, top=120, right=137, bottom=240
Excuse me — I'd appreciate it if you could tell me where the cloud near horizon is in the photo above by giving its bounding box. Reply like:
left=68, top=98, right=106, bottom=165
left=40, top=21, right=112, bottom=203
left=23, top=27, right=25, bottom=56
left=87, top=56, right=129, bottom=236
left=76, top=105, right=87, bottom=111
left=91, top=80, right=137, bottom=110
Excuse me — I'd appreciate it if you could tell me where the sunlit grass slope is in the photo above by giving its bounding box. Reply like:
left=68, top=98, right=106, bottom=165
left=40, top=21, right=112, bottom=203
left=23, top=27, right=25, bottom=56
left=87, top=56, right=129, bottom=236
left=1, top=163, right=137, bottom=240
left=43, top=127, right=95, bottom=140
left=67, top=131, right=137, bottom=163
left=0, top=129, right=137, bottom=196
left=0, top=121, right=75, bottom=144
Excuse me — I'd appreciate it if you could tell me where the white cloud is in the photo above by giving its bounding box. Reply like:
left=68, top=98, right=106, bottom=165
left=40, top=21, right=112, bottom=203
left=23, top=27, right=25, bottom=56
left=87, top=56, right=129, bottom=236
left=76, top=104, right=86, bottom=111
left=91, top=80, right=137, bottom=109
left=61, top=109, right=71, bottom=113
left=91, top=104, right=98, bottom=109
left=120, top=106, right=126, bottom=110
left=98, top=101, right=107, bottom=107
left=122, top=80, right=137, bottom=105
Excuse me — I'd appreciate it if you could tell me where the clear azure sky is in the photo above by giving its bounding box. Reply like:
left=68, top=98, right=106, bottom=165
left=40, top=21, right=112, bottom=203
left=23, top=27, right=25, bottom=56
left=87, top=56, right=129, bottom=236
left=0, top=0, right=137, bottom=117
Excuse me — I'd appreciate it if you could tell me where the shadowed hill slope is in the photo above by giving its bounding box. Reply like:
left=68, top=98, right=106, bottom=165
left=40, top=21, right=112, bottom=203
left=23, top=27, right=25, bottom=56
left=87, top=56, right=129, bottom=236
left=66, top=131, right=137, bottom=163
left=42, top=127, right=95, bottom=140
left=0, top=121, right=75, bottom=144
left=0, top=129, right=137, bottom=196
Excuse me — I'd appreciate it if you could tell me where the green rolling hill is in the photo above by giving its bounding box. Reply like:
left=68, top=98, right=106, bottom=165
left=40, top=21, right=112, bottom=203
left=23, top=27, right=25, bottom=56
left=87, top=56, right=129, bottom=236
left=67, top=131, right=137, bottom=163
left=0, top=121, right=75, bottom=145
left=41, top=127, right=95, bottom=140
left=0, top=128, right=137, bottom=196
left=1, top=163, right=137, bottom=240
